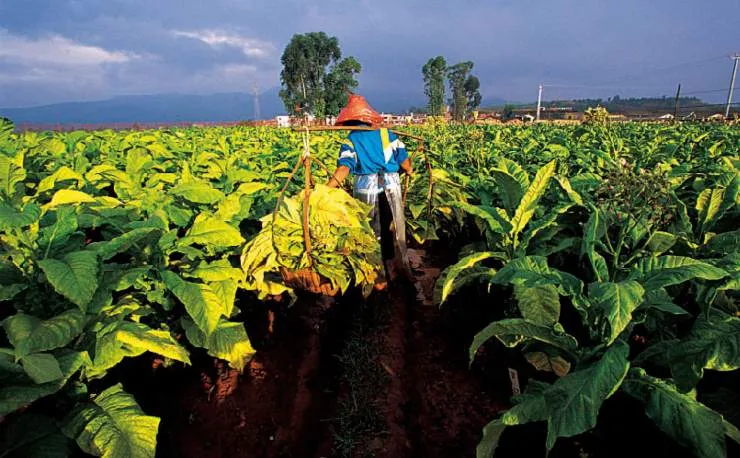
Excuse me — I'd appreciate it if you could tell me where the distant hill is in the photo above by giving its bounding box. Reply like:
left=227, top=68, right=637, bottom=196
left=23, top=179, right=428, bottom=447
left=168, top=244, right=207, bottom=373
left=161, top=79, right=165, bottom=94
left=0, top=89, right=285, bottom=125
left=0, top=89, right=507, bottom=125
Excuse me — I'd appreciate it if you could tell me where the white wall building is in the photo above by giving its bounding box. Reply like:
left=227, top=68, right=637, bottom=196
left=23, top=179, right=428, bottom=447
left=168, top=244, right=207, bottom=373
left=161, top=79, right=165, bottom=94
left=275, top=116, right=290, bottom=128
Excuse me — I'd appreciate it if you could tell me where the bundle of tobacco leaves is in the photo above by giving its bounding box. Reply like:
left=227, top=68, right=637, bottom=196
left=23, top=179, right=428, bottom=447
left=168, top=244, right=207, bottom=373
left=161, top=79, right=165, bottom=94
left=241, top=184, right=382, bottom=298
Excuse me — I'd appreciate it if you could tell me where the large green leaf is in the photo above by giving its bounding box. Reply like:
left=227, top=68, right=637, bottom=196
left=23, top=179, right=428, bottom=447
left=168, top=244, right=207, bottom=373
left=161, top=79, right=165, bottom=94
left=645, top=231, right=678, bottom=255
left=182, top=318, right=255, bottom=372
left=0, top=414, right=70, bottom=458
left=185, top=259, right=243, bottom=282
left=543, top=340, right=630, bottom=450
left=513, top=284, right=560, bottom=326
left=632, top=339, right=680, bottom=368
left=170, top=181, right=225, bottom=204
left=588, top=281, right=645, bottom=345
left=517, top=203, right=574, bottom=255
left=570, top=172, right=601, bottom=195
left=210, top=279, right=238, bottom=318
left=177, top=214, right=244, bottom=248
left=671, top=191, right=694, bottom=236
left=642, top=289, right=689, bottom=316
left=492, top=256, right=583, bottom=297
left=624, top=369, right=734, bottom=458
left=87, top=228, right=161, bottom=261
left=581, top=206, right=609, bottom=282
left=38, top=251, right=99, bottom=310
left=476, top=420, right=506, bottom=458
left=44, top=189, right=96, bottom=209
left=667, top=309, right=740, bottom=392
left=705, top=229, right=740, bottom=256
left=162, top=271, right=226, bottom=335
left=497, top=158, right=530, bottom=190
left=0, top=202, right=41, bottom=231
left=449, top=201, right=512, bottom=235
left=36, top=166, right=84, bottom=194
left=490, top=169, right=524, bottom=213
left=470, top=318, right=578, bottom=363
left=628, top=256, right=728, bottom=290
left=0, top=351, right=88, bottom=416
left=696, top=187, right=725, bottom=232
left=3, top=309, right=85, bottom=356
left=0, top=151, right=26, bottom=199
left=88, top=321, right=190, bottom=378
left=555, top=176, right=584, bottom=206
left=509, top=160, right=556, bottom=237
left=20, top=353, right=63, bottom=384
left=38, top=206, right=79, bottom=253
left=477, top=342, right=630, bottom=458
left=476, top=381, right=549, bottom=458
left=0, top=284, right=26, bottom=302
left=435, top=251, right=504, bottom=304
left=63, top=384, right=159, bottom=458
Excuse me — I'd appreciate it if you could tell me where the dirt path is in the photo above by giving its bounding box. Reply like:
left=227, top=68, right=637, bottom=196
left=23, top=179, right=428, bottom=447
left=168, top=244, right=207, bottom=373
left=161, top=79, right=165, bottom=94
left=402, top=249, right=507, bottom=457
left=132, top=247, right=507, bottom=458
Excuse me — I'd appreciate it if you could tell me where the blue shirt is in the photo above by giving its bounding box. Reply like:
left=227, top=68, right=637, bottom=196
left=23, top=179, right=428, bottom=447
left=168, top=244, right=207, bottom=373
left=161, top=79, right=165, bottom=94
left=337, top=128, right=409, bottom=176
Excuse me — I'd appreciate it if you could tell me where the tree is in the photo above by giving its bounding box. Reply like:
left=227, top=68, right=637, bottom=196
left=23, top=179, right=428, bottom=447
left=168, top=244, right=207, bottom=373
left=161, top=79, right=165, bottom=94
left=447, top=61, right=474, bottom=122
left=279, top=32, right=361, bottom=118
left=323, top=56, right=362, bottom=117
left=464, top=75, right=482, bottom=112
left=422, top=56, right=447, bottom=116
left=502, top=104, right=516, bottom=120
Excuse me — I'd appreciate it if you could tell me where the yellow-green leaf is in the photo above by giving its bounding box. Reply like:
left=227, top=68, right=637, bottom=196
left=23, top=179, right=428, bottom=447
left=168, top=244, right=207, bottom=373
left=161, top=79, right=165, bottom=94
left=38, top=251, right=99, bottom=310
left=44, top=190, right=96, bottom=209
left=177, top=214, right=244, bottom=248
left=510, top=160, right=556, bottom=237
left=162, top=271, right=226, bottom=335
left=2, top=310, right=85, bottom=357
left=182, top=318, right=255, bottom=372
left=62, top=384, right=159, bottom=458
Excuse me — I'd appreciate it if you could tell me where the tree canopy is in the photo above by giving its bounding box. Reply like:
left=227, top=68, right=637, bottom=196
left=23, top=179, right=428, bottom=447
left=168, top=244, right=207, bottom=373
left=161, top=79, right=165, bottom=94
left=447, top=61, right=481, bottom=121
left=422, top=56, right=447, bottom=116
left=279, top=32, right=361, bottom=118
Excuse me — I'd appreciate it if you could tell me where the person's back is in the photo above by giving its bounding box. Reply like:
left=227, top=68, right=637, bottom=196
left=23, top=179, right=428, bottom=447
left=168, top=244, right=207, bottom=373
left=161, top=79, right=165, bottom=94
left=327, top=95, right=413, bottom=286
left=342, top=128, right=407, bottom=175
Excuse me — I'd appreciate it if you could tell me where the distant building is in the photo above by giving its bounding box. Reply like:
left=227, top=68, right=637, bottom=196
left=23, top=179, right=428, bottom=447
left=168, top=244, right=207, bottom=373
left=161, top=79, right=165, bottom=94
left=381, top=113, right=413, bottom=126
left=276, top=114, right=335, bottom=127
left=276, top=116, right=290, bottom=128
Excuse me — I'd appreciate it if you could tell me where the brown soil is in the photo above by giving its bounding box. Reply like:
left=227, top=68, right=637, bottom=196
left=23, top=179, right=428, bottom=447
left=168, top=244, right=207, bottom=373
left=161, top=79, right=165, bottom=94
left=403, top=249, right=507, bottom=457
left=129, top=246, right=508, bottom=458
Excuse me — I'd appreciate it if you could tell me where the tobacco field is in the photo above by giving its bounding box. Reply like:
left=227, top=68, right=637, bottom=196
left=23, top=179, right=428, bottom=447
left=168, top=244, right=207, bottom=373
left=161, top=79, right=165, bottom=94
left=0, top=116, right=739, bottom=458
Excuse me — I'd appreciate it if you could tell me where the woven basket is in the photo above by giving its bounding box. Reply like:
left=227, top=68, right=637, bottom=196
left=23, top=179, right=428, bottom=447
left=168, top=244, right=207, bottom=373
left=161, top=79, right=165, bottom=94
left=280, top=267, right=339, bottom=296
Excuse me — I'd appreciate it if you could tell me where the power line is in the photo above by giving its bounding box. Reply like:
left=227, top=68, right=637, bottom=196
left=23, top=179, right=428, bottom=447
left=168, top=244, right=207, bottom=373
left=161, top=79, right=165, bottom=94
left=543, top=83, right=669, bottom=90
left=588, top=54, right=729, bottom=87
left=677, top=102, right=738, bottom=109
left=540, top=55, right=732, bottom=94
left=682, top=88, right=736, bottom=95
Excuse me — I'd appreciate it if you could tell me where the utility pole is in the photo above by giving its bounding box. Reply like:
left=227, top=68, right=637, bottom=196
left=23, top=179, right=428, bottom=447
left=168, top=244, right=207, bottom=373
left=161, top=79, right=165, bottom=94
left=673, top=83, right=681, bottom=120
left=252, top=82, right=261, bottom=121
left=536, top=84, right=543, bottom=121
left=725, top=54, right=740, bottom=118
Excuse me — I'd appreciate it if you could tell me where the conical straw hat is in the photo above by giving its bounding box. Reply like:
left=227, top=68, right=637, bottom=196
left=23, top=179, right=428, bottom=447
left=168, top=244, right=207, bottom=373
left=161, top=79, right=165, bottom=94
left=336, top=94, right=383, bottom=126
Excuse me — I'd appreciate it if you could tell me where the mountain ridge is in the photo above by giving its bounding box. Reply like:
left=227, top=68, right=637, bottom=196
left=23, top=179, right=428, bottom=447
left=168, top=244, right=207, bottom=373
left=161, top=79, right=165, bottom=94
left=0, top=89, right=508, bottom=125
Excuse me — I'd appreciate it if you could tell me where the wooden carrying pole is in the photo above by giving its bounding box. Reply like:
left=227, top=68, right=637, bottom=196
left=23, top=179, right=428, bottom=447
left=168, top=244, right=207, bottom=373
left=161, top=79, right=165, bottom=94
left=294, top=125, right=426, bottom=143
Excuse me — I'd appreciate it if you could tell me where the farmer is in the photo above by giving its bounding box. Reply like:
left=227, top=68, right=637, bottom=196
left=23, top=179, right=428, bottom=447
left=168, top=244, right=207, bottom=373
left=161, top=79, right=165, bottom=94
left=327, top=94, right=413, bottom=287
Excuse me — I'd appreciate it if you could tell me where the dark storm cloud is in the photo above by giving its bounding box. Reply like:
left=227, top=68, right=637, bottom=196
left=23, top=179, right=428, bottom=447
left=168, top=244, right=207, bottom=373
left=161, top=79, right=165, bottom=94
left=0, top=0, right=738, bottom=108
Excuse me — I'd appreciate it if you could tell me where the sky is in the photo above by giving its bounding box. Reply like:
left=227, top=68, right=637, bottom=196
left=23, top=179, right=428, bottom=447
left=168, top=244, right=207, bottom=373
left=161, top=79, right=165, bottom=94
left=0, top=0, right=738, bottom=109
